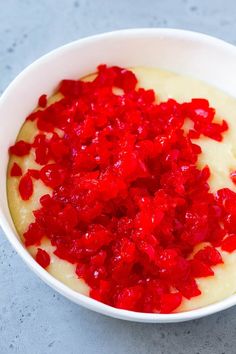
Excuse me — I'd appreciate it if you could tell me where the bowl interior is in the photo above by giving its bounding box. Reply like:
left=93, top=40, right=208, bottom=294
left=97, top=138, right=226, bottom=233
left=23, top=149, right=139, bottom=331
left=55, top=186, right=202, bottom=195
left=1, top=28, right=236, bottom=322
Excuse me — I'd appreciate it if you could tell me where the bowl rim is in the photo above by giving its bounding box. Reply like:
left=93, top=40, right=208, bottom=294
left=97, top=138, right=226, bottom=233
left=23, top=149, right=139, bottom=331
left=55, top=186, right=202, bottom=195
left=1, top=27, right=236, bottom=323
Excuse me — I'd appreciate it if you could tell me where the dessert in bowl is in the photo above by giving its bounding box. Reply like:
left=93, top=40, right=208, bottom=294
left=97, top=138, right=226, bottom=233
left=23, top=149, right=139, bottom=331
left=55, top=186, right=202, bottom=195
left=2, top=29, right=236, bottom=322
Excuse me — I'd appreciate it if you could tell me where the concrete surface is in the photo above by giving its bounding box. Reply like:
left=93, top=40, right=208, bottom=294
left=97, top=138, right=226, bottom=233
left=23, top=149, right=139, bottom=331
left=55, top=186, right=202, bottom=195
left=1, top=0, right=236, bottom=353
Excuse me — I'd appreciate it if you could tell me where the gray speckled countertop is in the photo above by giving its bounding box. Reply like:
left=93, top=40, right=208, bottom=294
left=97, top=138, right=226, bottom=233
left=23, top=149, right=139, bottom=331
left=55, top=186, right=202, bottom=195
left=1, top=1, right=236, bottom=353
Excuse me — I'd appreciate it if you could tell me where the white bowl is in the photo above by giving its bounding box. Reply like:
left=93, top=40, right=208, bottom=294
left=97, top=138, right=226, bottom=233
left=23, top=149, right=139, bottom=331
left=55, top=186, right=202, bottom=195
left=1, top=28, right=236, bottom=323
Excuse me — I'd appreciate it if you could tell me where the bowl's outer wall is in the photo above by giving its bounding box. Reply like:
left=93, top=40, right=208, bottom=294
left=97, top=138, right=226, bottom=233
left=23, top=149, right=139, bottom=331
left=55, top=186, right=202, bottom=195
left=1, top=28, right=236, bottom=322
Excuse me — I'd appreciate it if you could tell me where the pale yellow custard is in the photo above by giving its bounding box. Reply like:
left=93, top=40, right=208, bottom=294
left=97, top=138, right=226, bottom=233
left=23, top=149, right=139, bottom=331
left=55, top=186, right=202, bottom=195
left=7, top=67, right=236, bottom=312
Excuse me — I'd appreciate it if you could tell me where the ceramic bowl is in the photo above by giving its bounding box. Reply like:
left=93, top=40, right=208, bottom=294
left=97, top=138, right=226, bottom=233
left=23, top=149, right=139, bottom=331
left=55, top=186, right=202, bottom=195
left=1, top=28, right=236, bottom=322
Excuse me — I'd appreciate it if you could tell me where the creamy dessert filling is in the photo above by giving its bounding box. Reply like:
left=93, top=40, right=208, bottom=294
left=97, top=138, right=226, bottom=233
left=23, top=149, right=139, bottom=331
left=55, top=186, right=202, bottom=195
left=7, top=66, right=236, bottom=313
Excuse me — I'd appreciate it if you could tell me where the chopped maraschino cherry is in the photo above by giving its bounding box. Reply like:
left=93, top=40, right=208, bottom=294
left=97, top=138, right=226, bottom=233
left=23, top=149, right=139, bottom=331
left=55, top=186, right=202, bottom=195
left=18, top=173, right=33, bottom=200
left=10, top=162, right=22, bottom=177
left=230, top=171, right=236, bottom=185
left=194, top=246, right=223, bottom=265
left=221, top=235, right=236, bottom=253
left=9, top=65, right=235, bottom=314
left=160, top=293, right=182, bottom=314
left=36, top=248, right=50, bottom=268
left=9, top=140, right=31, bottom=156
left=38, top=94, right=47, bottom=108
